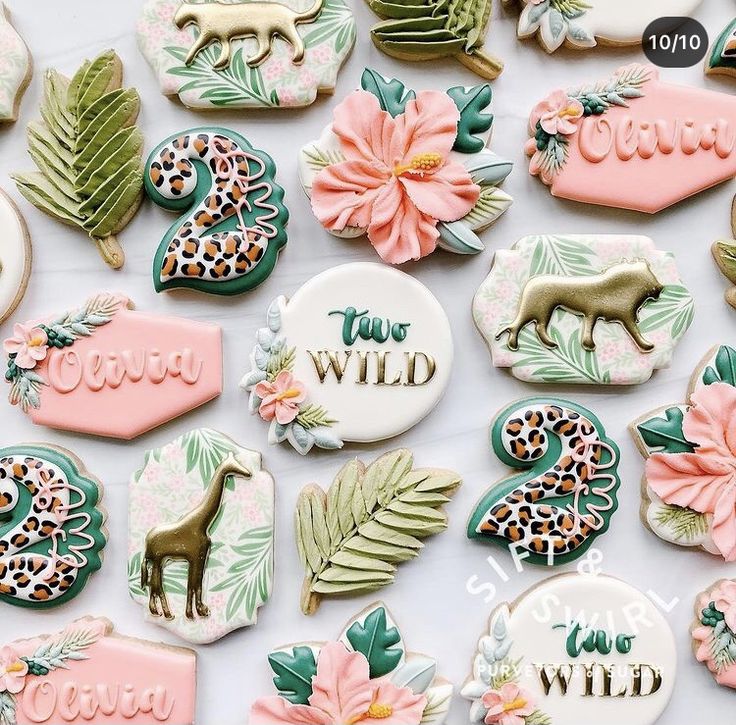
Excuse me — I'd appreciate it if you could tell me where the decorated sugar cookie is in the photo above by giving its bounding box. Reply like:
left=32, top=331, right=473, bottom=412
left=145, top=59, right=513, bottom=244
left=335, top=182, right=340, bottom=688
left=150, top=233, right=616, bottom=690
left=473, top=235, right=694, bottom=385
left=0, top=2, right=30, bottom=122
left=526, top=63, right=736, bottom=213
left=0, top=444, right=106, bottom=608
left=145, top=128, right=288, bottom=296
left=128, top=430, right=273, bottom=644
left=250, top=601, right=452, bottom=724
left=365, top=0, right=503, bottom=80
left=296, top=449, right=460, bottom=614
left=240, top=263, right=453, bottom=454
left=3, top=294, right=222, bottom=439
left=299, top=69, right=513, bottom=264
left=692, top=579, right=736, bottom=689
left=504, top=0, right=703, bottom=54
left=462, top=573, right=676, bottom=725
left=468, top=398, right=620, bottom=565
left=12, top=51, right=143, bottom=269
left=0, top=190, right=31, bottom=324
left=711, top=196, right=736, bottom=308
left=0, top=617, right=196, bottom=724
left=138, top=0, right=355, bottom=109
left=631, top=345, right=736, bottom=561
left=706, top=17, right=736, bottom=78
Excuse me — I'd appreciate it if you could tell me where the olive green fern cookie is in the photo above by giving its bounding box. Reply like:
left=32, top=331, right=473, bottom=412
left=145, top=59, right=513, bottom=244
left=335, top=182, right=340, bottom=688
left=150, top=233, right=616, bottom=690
left=12, top=50, right=144, bottom=269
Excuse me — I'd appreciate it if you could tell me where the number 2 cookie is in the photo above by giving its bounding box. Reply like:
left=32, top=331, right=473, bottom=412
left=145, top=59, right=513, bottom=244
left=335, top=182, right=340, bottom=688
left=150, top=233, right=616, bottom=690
left=527, top=63, right=736, bottom=213
left=145, top=127, right=288, bottom=296
left=462, top=573, right=676, bottom=725
left=631, top=345, right=736, bottom=561
left=137, top=0, right=355, bottom=109
left=467, top=398, right=620, bottom=565
left=473, top=234, right=694, bottom=385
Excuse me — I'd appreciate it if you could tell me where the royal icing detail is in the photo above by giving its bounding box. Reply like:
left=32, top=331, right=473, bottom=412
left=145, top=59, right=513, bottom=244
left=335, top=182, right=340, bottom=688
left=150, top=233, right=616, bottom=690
left=631, top=345, right=736, bottom=562
left=473, top=235, right=694, bottom=385
left=0, top=190, right=30, bottom=324
left=0, top=617, right=196, bottom=724
left=462, top=574, right=676, bottom=725
left=365, top=0, right=503, bottom=79
left=137, top=0, right=355, bottom=109
left=128, top=430, right=273, bottom=644
left=296, top=449, right=460, bottom=614
left=526, top=63, right=736, bottom=213
left=145, top=128, right=288, bottom=296
left=468, top=398, right=620, bottom=565
left=299, top=69, right=513, bottom=264
left=505, top=0, right=704, bottom=53
left=12, top=51, right=144, bottom=270
left=250, top=602, right=452, bottom=725
left=0, top=445, right=105, bottom=608
left=706, top=17, right=736, bottom=78
left=240, top=263, right=453, bottom=454
left=0, top=3, right=30, bottom=122
left=712, top=195, right=736, bottom=308
left=3, top=294, right=222, bottom=439
left=693, top=579, right=736, bottom=689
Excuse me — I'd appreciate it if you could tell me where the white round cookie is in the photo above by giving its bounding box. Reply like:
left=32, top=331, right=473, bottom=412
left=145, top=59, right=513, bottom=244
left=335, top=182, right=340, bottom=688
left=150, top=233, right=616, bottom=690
left=462, top=573, right=676, bottom=725
left=0, top=190, right=31, bottom=323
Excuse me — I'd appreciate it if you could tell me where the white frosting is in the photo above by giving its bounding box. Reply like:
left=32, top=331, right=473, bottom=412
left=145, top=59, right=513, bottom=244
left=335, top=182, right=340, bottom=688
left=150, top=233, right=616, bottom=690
left=0, top=190, right=30, bottom=323
left=280, top=263, right=453, bottom=442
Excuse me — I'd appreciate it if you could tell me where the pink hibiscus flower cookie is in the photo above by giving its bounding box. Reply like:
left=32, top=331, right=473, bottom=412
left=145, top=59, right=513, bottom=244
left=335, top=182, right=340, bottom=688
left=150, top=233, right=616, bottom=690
left=631, top=345, right=736, bottom=561
left=250, top=602, right=452, bottom=725
left=692, top=579, right=736, bottom=689
left=299, top=68, right=512, bottom=264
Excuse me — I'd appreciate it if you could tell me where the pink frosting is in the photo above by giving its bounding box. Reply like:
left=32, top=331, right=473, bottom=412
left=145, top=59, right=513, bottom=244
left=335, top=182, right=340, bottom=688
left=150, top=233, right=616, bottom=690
left=310, top=90, right=479, bottom=264
left=255, top=370, right=306, bottom=424
left=646, top=382, right=736, bottom=560
left=482, top=682, right=535, bottom=725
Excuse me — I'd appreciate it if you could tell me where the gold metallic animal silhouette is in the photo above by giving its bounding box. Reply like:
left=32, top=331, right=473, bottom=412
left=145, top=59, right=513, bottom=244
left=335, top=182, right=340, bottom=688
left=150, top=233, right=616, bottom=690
left=141, top=453, right=251, bottom=620
left=496, top=260, right=663, bottom=353
left=175, top=0, right=325, bottom=69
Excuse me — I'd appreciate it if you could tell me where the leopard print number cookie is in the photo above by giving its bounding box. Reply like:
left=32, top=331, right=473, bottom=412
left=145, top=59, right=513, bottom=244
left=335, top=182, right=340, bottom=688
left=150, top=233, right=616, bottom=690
left=467, top=397, right=620, bottom=565
left=145, top=127, right=289, bottom=296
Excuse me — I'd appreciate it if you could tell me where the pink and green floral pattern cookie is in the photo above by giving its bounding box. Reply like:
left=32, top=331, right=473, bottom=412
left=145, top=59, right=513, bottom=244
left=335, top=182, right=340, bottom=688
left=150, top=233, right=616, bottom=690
left=250, top=602, right=452, bottom=724
left=693, top=580, right=736, bottom=689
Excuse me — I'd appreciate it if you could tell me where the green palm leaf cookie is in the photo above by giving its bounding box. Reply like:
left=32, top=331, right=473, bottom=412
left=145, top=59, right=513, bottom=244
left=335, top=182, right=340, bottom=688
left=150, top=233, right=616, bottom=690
left=12, top=50, right=144, bottom=269
left=366, top=0, right=503, bottom=79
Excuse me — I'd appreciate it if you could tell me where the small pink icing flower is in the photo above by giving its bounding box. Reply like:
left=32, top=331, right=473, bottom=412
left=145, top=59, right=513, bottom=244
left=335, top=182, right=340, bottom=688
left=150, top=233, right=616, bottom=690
left=3, top=323, right=49, bottom=369
left=0, top=646, right=28, bottom=694
left=482, top=683, right=535, bottom=725
left=310, top=89, right=480, bottom=264
left=255, top=370, right=306, bottom=425
left=530, top=90, right=584, bottom=136
left=646, top=382, right=736, bottom=561
left=250, top=641, right=426, bottom=724
left=712, top=580, right=736, bottom=633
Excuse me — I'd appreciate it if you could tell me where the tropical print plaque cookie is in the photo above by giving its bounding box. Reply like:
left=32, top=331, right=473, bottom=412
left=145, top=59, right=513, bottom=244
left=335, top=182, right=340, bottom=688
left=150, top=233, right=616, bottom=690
left=0, top=617, right=196, bottom=724
left=631, top=345, right=736, bottom=562
left=138, top=0, right=355, bottom=109
left=462, top=574, right=677, bottom=725
left=240, top=263, right=453, bottom=454
left=250, top=602, right=453, bottom=724
left=468, top=397, right=620, bottom=565
left=128, top=429, right=274, bottom=644
left=145, top=127, right=289, bottom=296
left=299, top=69, right=513, bottom=264
left=0, top=2, right=30, bottom=122
left=365, top=0, right=504, bottom=80
left=526, top=63, right=736, bottom=213
left=692, top=579, right=736, bottom=689
left=473, top=235, right=693, bottom=385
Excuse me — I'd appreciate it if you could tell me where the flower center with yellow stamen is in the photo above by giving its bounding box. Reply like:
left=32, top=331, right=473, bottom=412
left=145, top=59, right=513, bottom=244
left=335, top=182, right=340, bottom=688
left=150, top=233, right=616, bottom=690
left=559, top=105, right=580, bottom=119
left=393, top=152, right=443, bottom=177
left=29, top=336, right=45, bottom=348
left=366, top=703, right=393, bottom=719
left=275, top=388, right=301, bottom=401
left=503, top=698, right=527, bottom=712
left=5, top=662, right=25, bottom=674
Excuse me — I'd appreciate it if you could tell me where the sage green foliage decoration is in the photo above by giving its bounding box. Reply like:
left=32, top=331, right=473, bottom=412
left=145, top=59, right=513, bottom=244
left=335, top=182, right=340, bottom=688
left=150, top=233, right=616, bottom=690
left=367, top=0, right=504, bottom=80
left=295, top=449, right=461, bottom=614
left=711, top=197, right=736, bottom=309
left=12, top=50, right=144, bottom=269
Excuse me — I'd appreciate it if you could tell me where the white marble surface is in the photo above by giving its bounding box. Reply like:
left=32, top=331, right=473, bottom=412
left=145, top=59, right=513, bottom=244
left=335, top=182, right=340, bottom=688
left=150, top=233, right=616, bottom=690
left=1, top=0, right=735, bottom=722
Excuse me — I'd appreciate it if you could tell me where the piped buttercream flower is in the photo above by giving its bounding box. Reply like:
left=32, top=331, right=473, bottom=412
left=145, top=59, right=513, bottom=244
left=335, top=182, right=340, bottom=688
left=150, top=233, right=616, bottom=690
left=255, top=370, right=306, bottom=425
left=3, top=323, right=49, bottom=370
left=482, top=682, right=535, bottom=725
left=0, top=646, right=28, bottom=694
left=530, top=89, right=584, bottom=136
